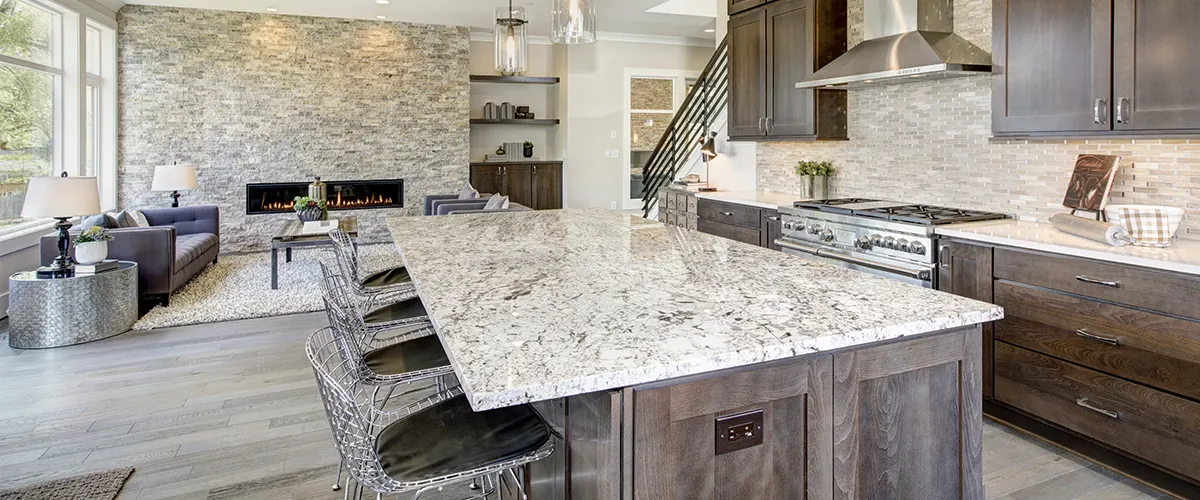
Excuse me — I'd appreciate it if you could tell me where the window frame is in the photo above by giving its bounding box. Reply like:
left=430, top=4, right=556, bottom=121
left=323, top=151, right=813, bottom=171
left=0, top=0, right=117, bottom=238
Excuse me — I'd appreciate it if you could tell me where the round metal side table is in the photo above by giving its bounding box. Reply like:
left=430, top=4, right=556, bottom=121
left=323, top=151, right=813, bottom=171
left=8, top=262, right=138, bottom=349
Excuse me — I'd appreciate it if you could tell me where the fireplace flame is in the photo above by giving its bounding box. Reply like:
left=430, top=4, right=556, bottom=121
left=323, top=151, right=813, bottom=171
left=259, top=194, right=395, bottom=212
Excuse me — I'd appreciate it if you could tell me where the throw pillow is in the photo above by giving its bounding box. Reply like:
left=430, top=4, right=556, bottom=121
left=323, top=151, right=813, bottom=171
left=80, top=214, right=111, bottom=230
left=114, top=211, right=139, bottom=228
left=483, top=194, right=510, bottom=210
left=126, top=210, right=150, bottom=227
left=457, top=182, right=478, bottom=200
left=103, top=212, right=124, bottom=228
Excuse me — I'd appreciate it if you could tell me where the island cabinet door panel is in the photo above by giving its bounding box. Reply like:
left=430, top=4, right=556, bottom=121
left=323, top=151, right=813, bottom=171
left=832, top=326, right=984, bottom=500
left=936, top=240, right=995, bottom=399
left=470, top=164, right=504, bottom=197
left=632, top=354, right=833, bottom=500
left=503, top=164, right=534, bottom=208
left=992, top=0, right=1113, bottom=135
left=728, top=8, right=768, bottom=139
left=1112, top=0, right=1200, bottom=131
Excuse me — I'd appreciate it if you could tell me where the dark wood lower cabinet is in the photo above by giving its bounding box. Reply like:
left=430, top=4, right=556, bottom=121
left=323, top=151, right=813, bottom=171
left=937, top=240, right=996, bottom=399
left=760, top=209, right=781, bottom=250
left=468, top=162, right=562, bottom=210
left=697, top=218, right=760, bottom=246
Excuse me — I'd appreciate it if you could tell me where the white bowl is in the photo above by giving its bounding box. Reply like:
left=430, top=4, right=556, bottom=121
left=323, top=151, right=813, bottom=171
left=1104, top=204, right=1185, bottom=243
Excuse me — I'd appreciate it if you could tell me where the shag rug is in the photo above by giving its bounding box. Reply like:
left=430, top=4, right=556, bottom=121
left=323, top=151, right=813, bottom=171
left=0, top=467, right=134, bottom=500
left=132, top=244, right=400, bottom=330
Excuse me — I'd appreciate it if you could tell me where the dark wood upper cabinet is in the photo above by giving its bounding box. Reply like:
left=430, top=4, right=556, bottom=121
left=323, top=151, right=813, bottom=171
left=1112, top=0, right=1200, bottom=131
left=729, top=0, right=767, bottom=15
left=728, top=9, right=768, bottom=138
left=728, top=0, right=846, bottom=141
left=994, top=0, right=1200, bottom=136
left=992, top=0, right=1113, bottom=135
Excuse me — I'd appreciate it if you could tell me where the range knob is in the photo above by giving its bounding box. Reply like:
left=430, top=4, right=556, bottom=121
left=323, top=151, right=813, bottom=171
left=808, top=223, right=823, bottom=235
left=883, top=236, right=896, bottom=249
left=871, top=234, right=884, bottom=247
left=783, top=220, right=793, bottom=230
left=819, top=229, right=835, bottom=242
left=897, top=239, right=911, bottom=252
left=909, top=241, right=926, bottom=254
left=855, top=235, right=872, bottom=250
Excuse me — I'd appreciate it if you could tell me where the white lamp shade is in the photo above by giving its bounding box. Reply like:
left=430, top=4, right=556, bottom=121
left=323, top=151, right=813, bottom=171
left=151, top=164, right=198, bottom=191
left=21, top=176, right=102, bottom=218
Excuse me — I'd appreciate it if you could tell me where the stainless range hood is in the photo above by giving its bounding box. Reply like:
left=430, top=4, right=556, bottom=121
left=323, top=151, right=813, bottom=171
left=797, top=0, right=992, bottom=90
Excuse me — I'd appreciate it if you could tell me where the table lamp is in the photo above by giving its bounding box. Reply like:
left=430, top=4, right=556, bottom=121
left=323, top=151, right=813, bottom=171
left=151, top=163, right=198, bottom=207
left=21, top=173, right=102, bottom=278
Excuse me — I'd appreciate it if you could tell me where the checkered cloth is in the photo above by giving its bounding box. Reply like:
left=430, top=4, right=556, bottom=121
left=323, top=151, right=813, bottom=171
left=1112, top=207, right=1176, bottom=247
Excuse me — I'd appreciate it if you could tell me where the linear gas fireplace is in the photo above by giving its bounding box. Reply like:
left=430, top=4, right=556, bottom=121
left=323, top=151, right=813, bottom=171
left=246, top=179, right=404, bottom=215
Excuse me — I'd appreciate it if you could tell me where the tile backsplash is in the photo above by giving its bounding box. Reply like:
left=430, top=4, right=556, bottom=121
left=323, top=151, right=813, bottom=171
left=756, top=0, right=1198, bottom=240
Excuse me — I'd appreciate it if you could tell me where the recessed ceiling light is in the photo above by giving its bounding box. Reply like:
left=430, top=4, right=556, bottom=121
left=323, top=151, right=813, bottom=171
left=704, top=29, right=715, bottom=33
left=266, top=7, right=277, bottom=11
left=376, top=15, right=386, bottom=19
left=375, top=0, right=389, bottom=3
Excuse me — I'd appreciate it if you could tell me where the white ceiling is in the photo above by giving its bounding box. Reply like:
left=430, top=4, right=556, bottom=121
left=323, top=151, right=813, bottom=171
left=111, top=0, right=719, bottom=40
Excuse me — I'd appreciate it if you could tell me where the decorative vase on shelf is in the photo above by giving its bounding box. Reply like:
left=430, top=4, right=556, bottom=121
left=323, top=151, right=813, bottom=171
left=75, top=241, right=108, bottom=265
left=296, top=207, right=323, bottom=222
left=523, top=142, right=534, bottom=158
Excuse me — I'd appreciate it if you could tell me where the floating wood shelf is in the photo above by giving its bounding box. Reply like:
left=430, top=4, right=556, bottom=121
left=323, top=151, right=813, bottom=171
left=470, top=119, right=560, bottom=126
left=469, top=75, right=560, bottom=85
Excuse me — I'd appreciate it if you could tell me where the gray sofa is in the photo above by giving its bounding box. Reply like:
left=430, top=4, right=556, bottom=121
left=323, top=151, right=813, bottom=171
left=423, top=195, right=531, bottom=216
left=40, top=205, right=220, bottom=306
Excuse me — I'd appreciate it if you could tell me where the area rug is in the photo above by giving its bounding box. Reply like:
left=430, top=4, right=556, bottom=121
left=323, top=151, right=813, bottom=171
left=0, top=467, right=134, bottom=500
left=132, top=244, right=401, bottom=330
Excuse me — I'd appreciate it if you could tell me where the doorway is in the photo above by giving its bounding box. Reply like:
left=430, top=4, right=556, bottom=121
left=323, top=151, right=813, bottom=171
left=622, top=70, right=699, bottom=210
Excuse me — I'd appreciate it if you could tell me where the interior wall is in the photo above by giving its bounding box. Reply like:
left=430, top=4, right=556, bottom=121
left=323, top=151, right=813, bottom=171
left=756, top=0, right=1199, bottom=240
left=117, top=6, right=470, bottom=252
left=467, top=40, right=563, bottom=163
left=565, top=40, right=713, bottom=209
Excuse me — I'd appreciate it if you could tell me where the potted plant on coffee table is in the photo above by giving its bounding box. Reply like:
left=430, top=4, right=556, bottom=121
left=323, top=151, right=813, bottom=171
left=73, top=226, right=115, bottom=265
left=293, top=196, right=326, bottom=222
left=794, top=160, right=835, bottom=199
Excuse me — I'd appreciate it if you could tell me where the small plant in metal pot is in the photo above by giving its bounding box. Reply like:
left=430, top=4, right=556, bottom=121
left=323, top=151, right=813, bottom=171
left=73, top=226, right=114, bottom=265
left=794, top=160, right=835, bottom=199
left=293, top=196, right=326, bottom=222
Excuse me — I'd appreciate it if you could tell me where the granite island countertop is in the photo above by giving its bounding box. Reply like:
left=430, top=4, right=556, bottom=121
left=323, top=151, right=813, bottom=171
left=387, top=209, right=1003, bottom=411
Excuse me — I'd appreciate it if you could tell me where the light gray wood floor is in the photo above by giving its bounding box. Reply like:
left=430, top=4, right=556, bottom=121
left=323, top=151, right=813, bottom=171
left=0, top=312, right=1172, bottom=499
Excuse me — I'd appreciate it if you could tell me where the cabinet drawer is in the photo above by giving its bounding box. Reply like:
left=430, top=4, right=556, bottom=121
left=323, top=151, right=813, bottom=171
left=994, top=247, right=1200, bottom=321
left=685, top=215, right=697, bottom=231
left=697, top=198, right=761, bottom=229
left=995, top=342, right=1200, bottom=481
left=697, top=218, right=761, bottom=246
left=685, top=195, right=697, bottom=214
left=995, top=281, right=1200, bottom=400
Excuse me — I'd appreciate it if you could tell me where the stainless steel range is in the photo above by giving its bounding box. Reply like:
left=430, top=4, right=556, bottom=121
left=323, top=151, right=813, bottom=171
left=776, top=199, right=1009, bottom=288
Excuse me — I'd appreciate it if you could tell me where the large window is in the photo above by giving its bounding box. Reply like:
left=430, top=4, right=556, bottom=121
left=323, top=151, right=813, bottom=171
left=0, top=0, right=116, bottom=233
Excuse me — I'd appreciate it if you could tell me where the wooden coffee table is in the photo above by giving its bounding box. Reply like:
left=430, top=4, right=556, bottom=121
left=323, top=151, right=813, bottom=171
left=270, top=216, right=357, bottom=290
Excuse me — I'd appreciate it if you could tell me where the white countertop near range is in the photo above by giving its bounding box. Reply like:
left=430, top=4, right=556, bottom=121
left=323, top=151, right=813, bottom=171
left=691, top=190, right=801, bottom=210
left=936, top=219, right=1200, bottom=276
left=388, top=209, right=1001, bottom=411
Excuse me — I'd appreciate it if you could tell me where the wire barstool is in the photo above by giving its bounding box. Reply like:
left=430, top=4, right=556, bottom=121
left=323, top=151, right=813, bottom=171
left=330, top=228, right=415, bottom=307
left=307, top=328, right=554, bottom=500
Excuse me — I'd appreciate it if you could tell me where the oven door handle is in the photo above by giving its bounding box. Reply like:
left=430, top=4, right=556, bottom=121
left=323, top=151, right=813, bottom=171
left=776, top=239, right=932, bottom=281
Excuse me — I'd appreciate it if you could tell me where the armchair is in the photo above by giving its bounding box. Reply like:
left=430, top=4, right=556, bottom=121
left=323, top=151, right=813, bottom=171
left=433, top=200, right=532, bottom=215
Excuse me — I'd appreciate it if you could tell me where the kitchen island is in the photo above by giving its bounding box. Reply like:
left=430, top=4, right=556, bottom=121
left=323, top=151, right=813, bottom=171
left=387, top=210, right=1002, bottom=500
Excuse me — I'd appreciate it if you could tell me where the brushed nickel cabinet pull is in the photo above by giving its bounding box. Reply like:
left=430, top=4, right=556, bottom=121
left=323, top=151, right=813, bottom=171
left=765, top=216, right=780, bottom=221
left=720, top=211, right=734, bottom=216
left=1116, top=97, right=1130, bottom=124
left=938, top=245, right=951, bottom=270
left=1075, top=275, right=1120, bottom=288
left=1093, top=98, right=1107, bottom=124
left=1076, top=398, right=1119, bottom=419
left=1076, top=329, right=1119, bottom=347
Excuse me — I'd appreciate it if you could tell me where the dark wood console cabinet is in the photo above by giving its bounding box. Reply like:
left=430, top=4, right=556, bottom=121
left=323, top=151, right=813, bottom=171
left=469, top=162, right=562, bottom=210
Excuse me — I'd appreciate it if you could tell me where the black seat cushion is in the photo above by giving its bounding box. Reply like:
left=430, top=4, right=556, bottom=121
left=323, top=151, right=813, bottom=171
left=362, top=266, right=411, bottom=288
left=362, top=335, right=450, bottom=376
left=363, top=297, right=428, bottom=324
left=374, top=396, right=551, bottom=483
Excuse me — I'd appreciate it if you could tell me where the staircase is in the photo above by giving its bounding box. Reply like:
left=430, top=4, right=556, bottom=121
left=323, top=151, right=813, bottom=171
left=640, top=36, right=729, bottom=218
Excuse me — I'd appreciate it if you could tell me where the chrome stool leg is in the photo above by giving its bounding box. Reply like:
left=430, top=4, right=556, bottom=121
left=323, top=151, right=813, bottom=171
left=333, top=461, right=343, bottom=491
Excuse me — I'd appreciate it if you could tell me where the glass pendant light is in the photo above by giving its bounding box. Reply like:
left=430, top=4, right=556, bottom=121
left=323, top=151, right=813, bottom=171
left=551, top=0, right=596, bottom=44
left=494, top=0, right=528, bottom=75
